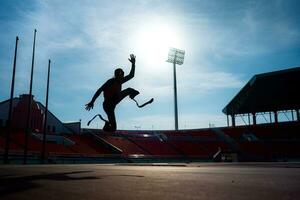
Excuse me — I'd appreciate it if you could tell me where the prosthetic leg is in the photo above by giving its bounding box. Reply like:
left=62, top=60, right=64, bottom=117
left=132, top=98, right=154, bottom=108
left=87, top=114, right=108, bottom=126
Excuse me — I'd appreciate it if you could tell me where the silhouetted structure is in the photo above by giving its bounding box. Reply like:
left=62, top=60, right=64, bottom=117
left=223, top=67, right=300, bottom=126
left=0, top=94, right=79, bottom=134
left=85, top=54, right=153, bottom=132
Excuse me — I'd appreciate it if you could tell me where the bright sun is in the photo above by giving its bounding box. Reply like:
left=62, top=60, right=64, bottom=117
left=133, top=20, right=182, bottom=66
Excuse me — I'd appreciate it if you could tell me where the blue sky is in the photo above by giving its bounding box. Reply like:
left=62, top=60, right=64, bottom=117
left=1, top=0, right=300, bottom=130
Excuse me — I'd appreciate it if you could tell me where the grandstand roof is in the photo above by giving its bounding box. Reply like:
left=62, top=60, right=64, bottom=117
left=223, top=67, right=300, bottom=115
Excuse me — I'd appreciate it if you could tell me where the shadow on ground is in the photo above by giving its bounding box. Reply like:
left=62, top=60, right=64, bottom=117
left=0, top=171, right=97, bottom=197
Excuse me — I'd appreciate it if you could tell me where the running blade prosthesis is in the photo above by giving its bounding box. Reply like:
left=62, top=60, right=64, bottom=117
left=87, top=114, right=108, bottom=126
left=133, top=98, right=154, bottom=108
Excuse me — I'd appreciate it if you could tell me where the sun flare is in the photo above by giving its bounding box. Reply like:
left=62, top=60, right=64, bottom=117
left=133, top=20, right=183, bottom=66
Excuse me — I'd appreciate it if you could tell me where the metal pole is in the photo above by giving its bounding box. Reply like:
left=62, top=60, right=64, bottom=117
left=41, top=59, right=51, bottom=163
left=248, top=113, right=251, bottom=125
left=24, top=29, right=37, bottom=164
left=231, top=114, right=235, bottom=127
left=173, top=61, right=178, bottom=130
left=3, top=36, right=19, bottom=164
left=226, top=115, right=229, bottom=127
left=252, top=112, right=256, bottom=125
left=274, top=111, right=278, bottom=123
left=291, top=110, right=294, bottom=121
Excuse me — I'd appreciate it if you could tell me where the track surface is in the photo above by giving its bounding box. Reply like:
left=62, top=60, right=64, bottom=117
left=1, top=163, right=300, bottom=200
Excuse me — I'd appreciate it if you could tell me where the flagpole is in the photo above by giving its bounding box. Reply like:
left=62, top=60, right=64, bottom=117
left=41, top=59, right=51, bottom=163
left=24, top=29, right=37, bottom=164
left=3, top=36, right=19, bottom=164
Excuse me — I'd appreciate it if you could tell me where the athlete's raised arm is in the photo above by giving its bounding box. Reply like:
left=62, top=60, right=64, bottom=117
left=122, top=54, right=136, bottom=83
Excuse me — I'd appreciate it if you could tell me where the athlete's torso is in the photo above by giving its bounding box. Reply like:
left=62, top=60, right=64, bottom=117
left=103, top=78, right=122, bottom=100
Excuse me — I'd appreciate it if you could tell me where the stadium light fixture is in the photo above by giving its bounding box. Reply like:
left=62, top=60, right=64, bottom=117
left=166, top=47, right=185, bottom=130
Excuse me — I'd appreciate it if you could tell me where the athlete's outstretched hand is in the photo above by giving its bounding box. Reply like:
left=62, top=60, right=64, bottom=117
left=85, top=102, right=94, bottom=111
left=128, top=54, right=136, bottom=64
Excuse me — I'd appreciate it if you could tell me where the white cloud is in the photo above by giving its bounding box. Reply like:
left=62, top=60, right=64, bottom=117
left=131, top=65, right=244, bottom=100
left=178, top=68, right=244, bottom=93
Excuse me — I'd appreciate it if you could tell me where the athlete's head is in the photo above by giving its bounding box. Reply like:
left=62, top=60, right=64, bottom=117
left=114, top=68, right=124, bottom=81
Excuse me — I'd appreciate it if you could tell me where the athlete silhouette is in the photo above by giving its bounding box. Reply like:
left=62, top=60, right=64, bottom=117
left=85, top=54, right=153, bottom=132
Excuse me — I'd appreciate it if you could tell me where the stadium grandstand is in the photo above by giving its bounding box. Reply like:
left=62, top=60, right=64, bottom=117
left=223, top=67, right=300, bottom=126
left=0, top=67, right=299, bottom=164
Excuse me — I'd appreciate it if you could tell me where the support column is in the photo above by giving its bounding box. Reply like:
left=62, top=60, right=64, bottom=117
left=296, top=109, right=300, bottom=121
left=291, top=110, right=294, bottom=121
left=226, top=115, right=229, bottom=127
left=269, top=112, right=272, bottom=123
left=252, top=113, right=256, bottom=125
left=274, top=111, right=278, bottom=123
left=231, top=114, right=236, bottom=127
left=248, top=113, right=251, bottom=125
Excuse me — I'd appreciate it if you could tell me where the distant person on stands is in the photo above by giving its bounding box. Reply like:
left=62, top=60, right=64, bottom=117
left=85, top=54, right=153, bottom=132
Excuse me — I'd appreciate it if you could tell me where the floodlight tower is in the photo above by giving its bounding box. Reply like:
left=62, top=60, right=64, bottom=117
left=166, top=48, right=185, bottom=130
